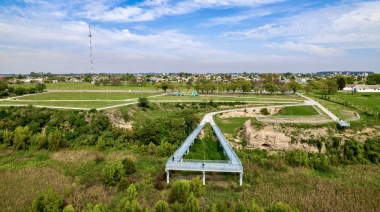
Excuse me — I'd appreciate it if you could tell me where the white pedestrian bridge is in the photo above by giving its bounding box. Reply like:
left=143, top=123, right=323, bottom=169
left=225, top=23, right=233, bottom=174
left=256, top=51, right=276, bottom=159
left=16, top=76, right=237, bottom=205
left=165, top=112, right=244, bottom=186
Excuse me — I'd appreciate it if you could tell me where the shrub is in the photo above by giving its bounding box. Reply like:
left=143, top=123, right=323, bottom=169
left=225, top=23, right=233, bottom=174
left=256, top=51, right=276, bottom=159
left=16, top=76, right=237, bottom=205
left=138, top=97, right=149, bottom=108
left=102, top=161, right=125, bottom=186
left=260, top=108, right=270, bottom=115
left=118, top=177, right=131, bottom=191
left=126, top=184, right=137, bottom=201
left=248, top=199, right=264, bottom=212
left=122, top=157, right=136, bottom=175
left=266, top=202, right=296, bottom=212
left=169, top=180, right=190, bottom=204
left=154, top=172, right=166, bottom=190
left=285, top=150, right=309, bottom=167
left=343, top=140, right=366, bottom=164
left=364, top=139, right=380, bottom=164
left=94, top=152, right=105, bottom=164
left=62, top=205, right=75, bottom=212
left=184, top=192, right=200, bottom=212
left=189, top=176, right=204, bottom=197
left=155, top=200, right=169, bottom=212
left=31, top=188, right=63, bottom=212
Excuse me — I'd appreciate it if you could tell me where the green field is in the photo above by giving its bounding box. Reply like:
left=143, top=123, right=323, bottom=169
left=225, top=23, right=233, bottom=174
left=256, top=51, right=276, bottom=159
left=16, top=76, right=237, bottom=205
left=329, top=92, right=380, bottom=113
left=150, top=94, right=304, bottom=102
left=307, top=92, right=380, bottom=129
left=273, top=106, right=320, bottom=117
left=14, top=92, right=151, bottom=101
left=0, top=100, right=134, bottom=108
left=9, top=82, right=158, bottom=91
left=1, top=91, right=305, bottom=110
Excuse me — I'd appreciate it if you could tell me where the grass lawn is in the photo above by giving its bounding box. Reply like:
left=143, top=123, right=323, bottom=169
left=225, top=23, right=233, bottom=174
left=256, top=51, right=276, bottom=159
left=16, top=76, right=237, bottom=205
left=149, top=94, right=305, bottom=102
left=14, top=92, right=151, bottom=101
left=0, top=100, right=133, bottom=108
left=307, top=93, right=380, bottom=129
left=9, top=82, right=158, bottom=91
left=273, top=106, right=320, bottom=117
left=330, top=92, right=380, bottom=113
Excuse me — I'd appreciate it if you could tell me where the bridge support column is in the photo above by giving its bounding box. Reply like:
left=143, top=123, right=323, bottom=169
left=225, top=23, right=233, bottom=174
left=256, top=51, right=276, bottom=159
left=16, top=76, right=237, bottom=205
left=166, top=170, right=170, bottom=184
left=202, top=171, right=205, bottom=185
left=239, top=172, right=243, bottom=186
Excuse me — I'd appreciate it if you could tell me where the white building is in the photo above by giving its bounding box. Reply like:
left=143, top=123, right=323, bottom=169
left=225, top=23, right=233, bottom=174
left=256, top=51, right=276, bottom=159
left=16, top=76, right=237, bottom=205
left=343, top=84, right=355, bottom=91
left=353, top=85, right=380, bottom=92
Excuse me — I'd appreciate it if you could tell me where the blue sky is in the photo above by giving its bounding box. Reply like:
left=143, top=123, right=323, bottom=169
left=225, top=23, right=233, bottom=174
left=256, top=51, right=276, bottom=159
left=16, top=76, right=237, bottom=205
left=0, top=0, right=379, bottom=74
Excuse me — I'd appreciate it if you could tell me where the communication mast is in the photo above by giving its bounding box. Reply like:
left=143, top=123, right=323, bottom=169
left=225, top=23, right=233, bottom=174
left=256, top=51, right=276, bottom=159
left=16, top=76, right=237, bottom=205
left=88, top=25, right=93, bottom=73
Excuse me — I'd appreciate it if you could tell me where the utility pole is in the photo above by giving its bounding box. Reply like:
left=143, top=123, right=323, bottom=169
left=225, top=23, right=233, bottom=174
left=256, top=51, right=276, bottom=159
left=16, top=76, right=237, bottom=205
left=89, top=25, right=93, bottom=73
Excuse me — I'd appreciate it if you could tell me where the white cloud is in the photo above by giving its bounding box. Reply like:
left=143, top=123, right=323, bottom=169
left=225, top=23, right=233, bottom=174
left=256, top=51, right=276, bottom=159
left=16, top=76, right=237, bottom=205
left=268, top=42, right=345, bottom=57
left=79, top=0, right=282, bottom=22
left=224, top=1, right=380, bottom=49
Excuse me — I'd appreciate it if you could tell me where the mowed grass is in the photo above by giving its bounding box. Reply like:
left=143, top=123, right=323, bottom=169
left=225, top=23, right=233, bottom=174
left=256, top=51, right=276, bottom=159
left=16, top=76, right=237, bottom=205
left=214, top=117, right=250, bottom=138
left=150, top=94, right=305, bottom=102
left=9, top=82, right=158, bottom=91
left=14, top=92, right=151, bottom=101
left=273, top=106, right=320, bottom=117
left=307, top=93, right=380, bottom=129
left=331, top=92, right=380, bottom=113
left=0, top=100, right=134, bottom=108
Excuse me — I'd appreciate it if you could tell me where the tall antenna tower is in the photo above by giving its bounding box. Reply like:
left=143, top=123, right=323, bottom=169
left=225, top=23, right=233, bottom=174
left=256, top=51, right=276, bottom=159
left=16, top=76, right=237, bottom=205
left=88, top=25, right=93, bottom=73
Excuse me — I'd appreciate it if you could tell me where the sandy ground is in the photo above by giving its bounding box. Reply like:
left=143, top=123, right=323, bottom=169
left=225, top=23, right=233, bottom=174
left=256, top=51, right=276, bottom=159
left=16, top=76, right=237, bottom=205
left=105, top=110, right=133, bottom=130
left=219, top=107, right=281, bottom=118
left=242, top=119, right=322, bottom=153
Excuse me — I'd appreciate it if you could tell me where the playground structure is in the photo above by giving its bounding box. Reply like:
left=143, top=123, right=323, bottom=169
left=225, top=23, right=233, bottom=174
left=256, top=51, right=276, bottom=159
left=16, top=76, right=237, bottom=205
left=167, top=90, right=199, bottom=97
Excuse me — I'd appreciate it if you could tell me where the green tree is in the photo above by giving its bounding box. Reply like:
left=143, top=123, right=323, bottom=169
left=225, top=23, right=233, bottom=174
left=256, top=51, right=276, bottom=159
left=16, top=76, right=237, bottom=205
left=336, top=76, right=346, bottom=90
left=14, top=87, right=26, bottom=95
left=47, top=128, right=62, bottom=151
left=35, top=83, right=46, bottom=93
left=346, top=76, right=355, bottom=84
left=31, top=188, right=63, bottom=212
left=264, top=83, right=278, bottom=94
left=32, top=131, right=47, bottom=150
left=189, top=176, right=204, bottom=197
left=279, top=84, right=289, bottom=94
left=155, top=200, right=169, bottom=212
left=13, top=126, right=32, bottom=150
left=184, top=192, right=200, bottom=212
left=122, top=157, right=136, bottom=175
left=169, top=180, right=190, bottom=204
left=102, top=161, right=125, bottom=186
left=2, top=129, right=13, bottom=146
left=241, top=82, right=252, bottom=93
left=286, top=80, right=302, bottom=93
left=154, top=82, right=162, bottom=92
left=138, top=97, right=149, bottom=108
left=366, top=73, right=380, bottom=85
left=321, top=79, right=338, bottom=94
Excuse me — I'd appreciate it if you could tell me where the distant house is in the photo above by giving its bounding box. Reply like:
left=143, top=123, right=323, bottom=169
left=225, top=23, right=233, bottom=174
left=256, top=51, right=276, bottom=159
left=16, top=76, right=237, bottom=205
left=343, top=84, right=355, bottom=91
left=353, top=85, right=380, bottom=92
